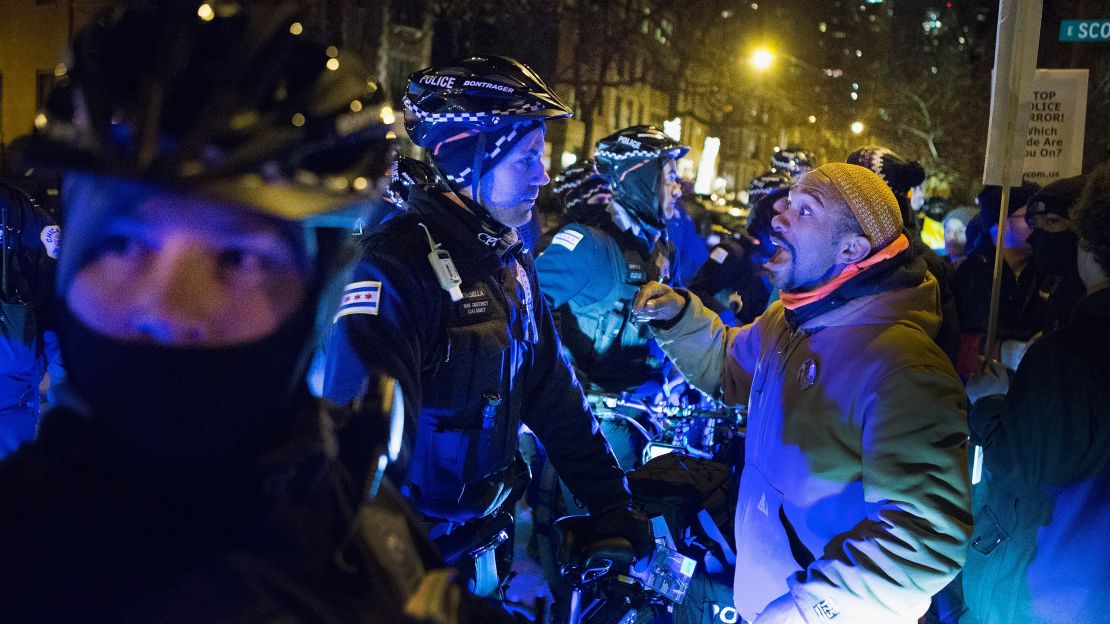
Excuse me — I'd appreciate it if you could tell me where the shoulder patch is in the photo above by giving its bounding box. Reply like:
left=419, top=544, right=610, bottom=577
left=334, top=280, right=382, bottom=321
left=551, top=229, right=585, bottom=252
left=710, top=246, right=729, bottom=264
left=40, top=225, right=60, bottom=259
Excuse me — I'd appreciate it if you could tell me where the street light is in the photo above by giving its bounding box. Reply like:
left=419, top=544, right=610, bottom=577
left=751, top=48, right=774, bottom=71
left=850, top=121, right=865, bottom=135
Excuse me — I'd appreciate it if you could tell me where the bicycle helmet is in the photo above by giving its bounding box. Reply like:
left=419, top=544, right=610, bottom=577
left=746, top=170, right=793, bottom=207
left=594, top=125, right=688, bottom=234
left=552, top=158, right=611, bottom=221
left=384, top=156, right=439, bottom=209
left=30, top=0, right=393, bottom=219
left=32, top=1, right=401, bottom=475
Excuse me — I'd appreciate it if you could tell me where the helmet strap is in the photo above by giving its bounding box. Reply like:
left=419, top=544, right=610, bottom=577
left=470, top=132, right=487, bottom=205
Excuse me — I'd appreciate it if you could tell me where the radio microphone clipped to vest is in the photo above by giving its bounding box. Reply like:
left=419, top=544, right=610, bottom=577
left=418, top=223, right=463, bottom=302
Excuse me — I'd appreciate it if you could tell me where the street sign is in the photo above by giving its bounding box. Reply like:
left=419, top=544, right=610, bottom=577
left=1060, top=19, right=1110, bottom=42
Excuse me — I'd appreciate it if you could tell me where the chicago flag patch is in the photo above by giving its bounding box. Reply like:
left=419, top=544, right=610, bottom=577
left=334, top=280, right=382, bottom=321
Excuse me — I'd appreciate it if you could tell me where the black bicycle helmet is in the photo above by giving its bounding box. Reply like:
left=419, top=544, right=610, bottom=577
left=30, top=0, right=393, bottom=219
left=403, top=55, right=572, bottom=149
left=594, top=125, right=689, bottom=178
left=594, top=125, right=688, bottom=234
left=770, top=145, right=814, bottom=176
left=384, top=156, right=439, bottom=209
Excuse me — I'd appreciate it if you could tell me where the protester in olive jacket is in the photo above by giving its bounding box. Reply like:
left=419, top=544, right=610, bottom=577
left=632, top=163, right=971, bottom=624
left=962, top=163, right=1110, bottom=624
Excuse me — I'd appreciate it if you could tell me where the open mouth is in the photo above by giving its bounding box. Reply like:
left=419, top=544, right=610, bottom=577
left=765, top=241, right=791, bottom=269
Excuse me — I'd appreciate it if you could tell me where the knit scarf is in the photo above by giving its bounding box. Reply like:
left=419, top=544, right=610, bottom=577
left=779, top=234, right=910, bottom=310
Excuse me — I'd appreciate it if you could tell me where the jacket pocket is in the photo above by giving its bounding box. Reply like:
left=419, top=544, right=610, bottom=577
left=733, top=467, right=801, bottom=623
left=963, top=504, right=1013, bottom=623
left=412, top=318, right=514, bottom=519
left=426, top=318, right=511, bottom=429
left=969, top=505, right=1009, bottom=555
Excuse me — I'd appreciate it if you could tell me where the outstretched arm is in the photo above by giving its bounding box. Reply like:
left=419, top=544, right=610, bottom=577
left=638, top=282, right=760, bottom=404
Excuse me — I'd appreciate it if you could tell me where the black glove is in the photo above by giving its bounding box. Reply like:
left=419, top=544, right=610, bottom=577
left=592, top=506, right=655, bottom=563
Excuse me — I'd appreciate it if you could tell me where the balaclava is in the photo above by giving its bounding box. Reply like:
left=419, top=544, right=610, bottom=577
left=55, top=173, right=317, bottom=473
left=429, top=120, right=542, bottom=205
left=611, top=159, right=668, bottom=238
left=1027, top=175, right=1087, bottom=277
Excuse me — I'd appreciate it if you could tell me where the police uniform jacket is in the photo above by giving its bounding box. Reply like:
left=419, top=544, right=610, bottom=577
left=0, top=181, right=60, bottom=453
left=323, top=187, right=629, bottom=523
left=0, top=401, right=522, bottom=624
left=534, top=206, right=675, bottom=392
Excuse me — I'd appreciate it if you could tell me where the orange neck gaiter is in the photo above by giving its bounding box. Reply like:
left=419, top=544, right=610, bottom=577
left=779, top=233, right=910, bottom=311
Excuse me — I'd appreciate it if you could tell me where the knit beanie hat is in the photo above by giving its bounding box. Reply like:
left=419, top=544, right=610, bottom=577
left=976, top=181, right=1040, bottom=227
left=846, top=146, right=926, bottom=197
left=747, top=170, right=793, bottom=206
left=552, top=158, right=612, bottom=218
left=430, top=119, right=542, bottom=191
left=807, top=163, right=903, bottom=248
left=943, top=206, right=978, bottom=228
left=1027, top=175, right=1087, bottom=222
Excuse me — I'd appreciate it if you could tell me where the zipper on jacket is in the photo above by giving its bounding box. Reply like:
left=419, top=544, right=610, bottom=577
left=756, top=327, right=808, bottom=460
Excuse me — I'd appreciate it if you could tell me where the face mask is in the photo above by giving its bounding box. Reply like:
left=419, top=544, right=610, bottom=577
left=56, top=302, right=315, bottom=472
left=1028, top=228, right=1078, bottom=277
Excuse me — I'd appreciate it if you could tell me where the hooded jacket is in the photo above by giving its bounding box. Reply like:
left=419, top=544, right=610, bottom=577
left=962, top=288, right=1110, bottom=624
left=534, top=201, right=676, bottom=393
left=652, top=270, right=971, bottom=623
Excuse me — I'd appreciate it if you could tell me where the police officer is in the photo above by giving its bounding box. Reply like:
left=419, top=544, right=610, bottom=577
left=322, top=55, right=652, bottom=586
left=0, top=5, right=514, bottom=622
left=532, top=159, right=612, bottom=261
left=685, top=171, right=793, bottom=327
left=534, top=125, right=688, bottom=395
left=553, top=159, right=613, bottom=227
left=0, top=180, right=61, bottom=457
left=384, top=156, right=439, bottom=213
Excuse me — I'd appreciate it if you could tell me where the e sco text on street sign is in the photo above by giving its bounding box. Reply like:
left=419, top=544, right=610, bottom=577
left=1060, top=20, right=1110, bottom=42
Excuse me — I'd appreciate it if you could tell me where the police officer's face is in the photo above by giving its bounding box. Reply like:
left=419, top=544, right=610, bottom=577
left=66, top=193, right=308, bottom=346
left=479, top=127, right=550, bottom=227
left=658, top=159, right=680, bottom=220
